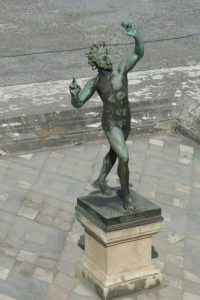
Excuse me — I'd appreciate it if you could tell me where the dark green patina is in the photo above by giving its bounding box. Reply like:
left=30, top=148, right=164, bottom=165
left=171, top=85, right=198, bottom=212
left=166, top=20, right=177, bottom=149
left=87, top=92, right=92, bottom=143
left=70, top=22, right=144, bottom=211
left=76, top=191, right=163, bottom=232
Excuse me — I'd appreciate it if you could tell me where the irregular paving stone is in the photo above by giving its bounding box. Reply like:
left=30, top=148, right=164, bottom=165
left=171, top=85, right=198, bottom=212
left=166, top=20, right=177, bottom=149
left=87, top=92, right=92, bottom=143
left=149, top=138, right=164, bottom=147
left=48, top=284, right=68, bottom=300
left=36, top=213, right=54, bottom=226
left=57, top=166, right=74, bottom=177
left=183, top=278, right=200, bottom=296
left=0, top=189, right=27, bottom=215
left=54, top=272, right=74, bottom=291
left=17, top=206, right=38, bottom=220
left=179, top=151, right=194, bottom=160
left=19, top=154, right=34, bottom=160
left=163, top=273, right=182, bottom=289
left=59, top=242, right=83, bottom=264
left=20, top=168, right=38, bottom=181
left=49, top=152, right=65, bottom=160
left=153, top=259, right=165, bottom=272
left=0, top=247, right=18, bottom=258
left=0, top=222, right=11, bottom=241
left=0, top=254, right=14, bottom=270
left=7, top=218, right=65, bottom=259
left=32, top=171, right=69, bottom=199
left=69, top=293, right=99, bottom=300
left=16, top=250, right=38, bottom=264
left=159, top=163, right=177, bottom=176
left=7, top=271, right=31, bottom=290
left=165, top=240, right=185, bottom=261
left=187, top=213, right=200, bottom=241
left=162, top=205, right=188, bottom=238
left=191, top=188, right=200, bottom=212
left=0, top=294, right=16, bottom=300
left=184, top=270, right=200, bottom=284
left=25, top=192, right=44, bottom=209
left=155, top=193, right=172, bottom=206
left=14, top=262, right=34, bottom=277
left=35, top=258, right=56, bottom=270
left=10, top=152, right=48, bottom=169
left=18, top=180, right=32, bottom=189
left=0, top=194, right=9, bottom=202
left=173, top=197, right=190, bottom=209
left=27, top=277, right=50, bottom=297
left=0, top=268, right=10, bottom=280
left=193, top=181, right=200, bottom=188
left=166, top=253, right=184, bottom=268
left=159, top=286, right=182, bottom=300
left=173, top=189, right=191, bottom=208
left=176, top=164, right=193, bottom=178
left=178, top=157, right=192, bottom=165
left=67, top=232, right=81, bottom=244
left=0, top=280, right=23, bottom=300
left=175, top=181, right=191, bottom=194
left=148, top=144, right=164, bottom=154
left=137, top=292, right=157, bottom=300
left=183, top=292, right=200, bottom=300
left=73, top=282, right=95, bottom=297
left=55, top=210, right=73, bottom=223
left=156, top=178, right=174, bottom=195
left=33, top=267, right=54, bottom=283
left=25, top=230, right=48, bottom=244
left=52, top=219, right=72, bottom=231
left=44, top=158, right=61, bottom=173
left=50, top=181, right=68, bottom=192
left=39, top=203, right=58, bottom=218
left=163, top=260, right=183, bottom=277
left=179, top=144, right=194, bottom=154
left=56, top=261, right=76, bottom=278
left=184, top=239, right=200, bottom=275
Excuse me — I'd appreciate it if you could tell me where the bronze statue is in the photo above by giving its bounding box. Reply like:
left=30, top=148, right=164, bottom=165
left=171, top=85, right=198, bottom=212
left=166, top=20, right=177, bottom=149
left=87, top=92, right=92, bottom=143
left=69, top=22, right=144, bottom=211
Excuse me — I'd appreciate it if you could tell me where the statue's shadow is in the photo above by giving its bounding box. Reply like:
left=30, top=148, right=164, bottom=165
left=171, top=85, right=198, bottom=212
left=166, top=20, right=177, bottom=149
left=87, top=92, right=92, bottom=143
left=89, top=180, right=134, bottom=207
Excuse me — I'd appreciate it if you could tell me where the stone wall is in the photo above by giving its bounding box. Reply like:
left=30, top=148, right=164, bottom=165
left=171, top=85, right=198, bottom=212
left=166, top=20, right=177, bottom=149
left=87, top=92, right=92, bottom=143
left=1, top=64, right=199, bottom=154
left=0, top=97, right=180, bottom=154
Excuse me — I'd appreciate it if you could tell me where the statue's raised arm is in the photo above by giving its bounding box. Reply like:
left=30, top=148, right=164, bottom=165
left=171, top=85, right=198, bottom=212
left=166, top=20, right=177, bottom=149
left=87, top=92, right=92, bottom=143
left=119, top=22, right=144, bottom=74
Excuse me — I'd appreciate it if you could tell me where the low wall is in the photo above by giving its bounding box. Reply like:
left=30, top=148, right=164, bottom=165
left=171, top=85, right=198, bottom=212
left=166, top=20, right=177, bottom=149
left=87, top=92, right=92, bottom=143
left=0, top=97, right=180, bottom=154
left=1, top=64, right=199, bottom=154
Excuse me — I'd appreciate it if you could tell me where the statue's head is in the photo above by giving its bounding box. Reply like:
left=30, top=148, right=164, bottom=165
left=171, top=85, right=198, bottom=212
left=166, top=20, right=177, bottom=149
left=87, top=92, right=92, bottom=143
left=86, top=42, right=112, bottom=71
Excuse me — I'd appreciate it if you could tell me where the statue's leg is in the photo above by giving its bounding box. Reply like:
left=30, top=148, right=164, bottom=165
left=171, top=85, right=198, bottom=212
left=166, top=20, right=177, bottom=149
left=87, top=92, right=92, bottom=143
left=96, top=147, right=117, bottom=194
left=106, top=126, right=134, bottom=211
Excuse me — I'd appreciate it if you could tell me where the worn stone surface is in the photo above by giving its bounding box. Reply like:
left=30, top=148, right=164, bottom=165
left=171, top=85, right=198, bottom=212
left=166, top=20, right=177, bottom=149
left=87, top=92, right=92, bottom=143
left=0, top=134, right=199, bottom=299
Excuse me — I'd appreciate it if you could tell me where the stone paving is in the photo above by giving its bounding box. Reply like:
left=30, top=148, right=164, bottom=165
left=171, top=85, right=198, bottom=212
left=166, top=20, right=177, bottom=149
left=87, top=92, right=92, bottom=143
left=0, top=133, right=200, bottom=300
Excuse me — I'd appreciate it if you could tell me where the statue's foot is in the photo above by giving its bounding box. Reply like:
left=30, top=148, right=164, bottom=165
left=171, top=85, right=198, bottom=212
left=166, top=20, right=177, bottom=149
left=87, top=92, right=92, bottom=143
left=93, top=178, right=112, bottom=196
left=123, top=195, right=137, bottom=212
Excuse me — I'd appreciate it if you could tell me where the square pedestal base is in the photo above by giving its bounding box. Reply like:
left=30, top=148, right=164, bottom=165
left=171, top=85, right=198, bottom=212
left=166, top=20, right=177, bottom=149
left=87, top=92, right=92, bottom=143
left=77, top=258, right=162, bottom=299
left=75, top=191, right=164, bottom=299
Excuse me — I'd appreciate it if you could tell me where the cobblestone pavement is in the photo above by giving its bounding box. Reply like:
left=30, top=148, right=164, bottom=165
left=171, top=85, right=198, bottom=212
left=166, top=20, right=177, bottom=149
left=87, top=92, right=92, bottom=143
left=0, top=133, right=200, bottom=300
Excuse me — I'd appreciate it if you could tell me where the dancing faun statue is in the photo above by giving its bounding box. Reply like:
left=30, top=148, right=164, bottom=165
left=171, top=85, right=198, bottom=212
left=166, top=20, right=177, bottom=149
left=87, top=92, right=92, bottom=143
left=69, top=22, right=144, bottom=211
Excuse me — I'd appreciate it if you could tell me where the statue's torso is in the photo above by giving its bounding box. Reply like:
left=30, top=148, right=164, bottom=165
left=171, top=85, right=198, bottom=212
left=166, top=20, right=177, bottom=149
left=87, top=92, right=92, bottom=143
left=96, top=68, right=131, bottom=131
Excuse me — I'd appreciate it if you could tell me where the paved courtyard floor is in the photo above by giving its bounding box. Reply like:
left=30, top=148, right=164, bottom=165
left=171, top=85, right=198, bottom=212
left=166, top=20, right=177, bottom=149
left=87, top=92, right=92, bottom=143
left=0, top=133, right=200, bottom=300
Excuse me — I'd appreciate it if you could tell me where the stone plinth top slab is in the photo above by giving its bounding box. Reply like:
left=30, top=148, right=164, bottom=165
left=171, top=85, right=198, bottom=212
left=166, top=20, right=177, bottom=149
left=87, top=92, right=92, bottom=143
left=76, top=191, right=163, bottom=232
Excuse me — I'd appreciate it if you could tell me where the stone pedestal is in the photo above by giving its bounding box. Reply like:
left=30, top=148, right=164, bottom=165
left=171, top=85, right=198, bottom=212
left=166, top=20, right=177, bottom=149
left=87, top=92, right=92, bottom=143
left=75, top=191, right=164, bottom=299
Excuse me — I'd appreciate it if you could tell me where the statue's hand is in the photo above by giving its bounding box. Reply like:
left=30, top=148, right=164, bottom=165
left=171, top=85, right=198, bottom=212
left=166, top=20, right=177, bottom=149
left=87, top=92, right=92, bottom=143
left=69, top=78, right=81, bottom=96
left=121, top=21, right=138, bottom=37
